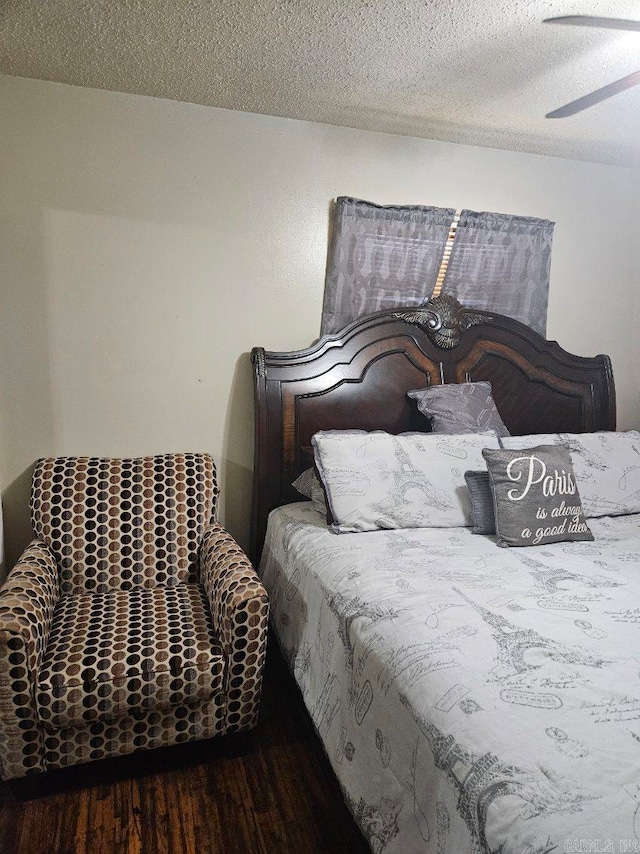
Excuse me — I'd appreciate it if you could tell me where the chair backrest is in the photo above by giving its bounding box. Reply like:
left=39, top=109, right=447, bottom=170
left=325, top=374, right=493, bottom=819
left=31, top=453, right=219, bottom=595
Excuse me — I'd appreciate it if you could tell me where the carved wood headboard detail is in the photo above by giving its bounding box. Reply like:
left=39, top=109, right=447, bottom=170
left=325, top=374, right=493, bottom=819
left=250, top=296, right=615, bottom=563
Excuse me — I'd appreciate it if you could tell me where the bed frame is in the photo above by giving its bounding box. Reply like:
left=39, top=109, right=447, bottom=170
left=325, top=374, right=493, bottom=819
left=250, top=295, right=615, bottom=564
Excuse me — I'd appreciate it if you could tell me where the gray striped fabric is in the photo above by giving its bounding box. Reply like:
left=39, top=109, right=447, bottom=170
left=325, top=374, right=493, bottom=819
left=464, top=470, right=496, bottom=535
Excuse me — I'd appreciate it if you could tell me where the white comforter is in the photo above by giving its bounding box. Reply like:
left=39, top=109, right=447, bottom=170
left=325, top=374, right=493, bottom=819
left=260, top=502, right=640, bottom=854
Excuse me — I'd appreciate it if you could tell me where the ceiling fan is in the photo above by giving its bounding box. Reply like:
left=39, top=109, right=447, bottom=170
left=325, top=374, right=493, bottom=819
left=544, top=15, right=640, bottom=118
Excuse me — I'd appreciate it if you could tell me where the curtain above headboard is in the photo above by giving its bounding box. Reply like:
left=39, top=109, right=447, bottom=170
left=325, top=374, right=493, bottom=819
left=320, top=197, right=455, bottom=335
left=321, top=197, right=554, bottom=337
left=442, top=210, right=554, bottom=336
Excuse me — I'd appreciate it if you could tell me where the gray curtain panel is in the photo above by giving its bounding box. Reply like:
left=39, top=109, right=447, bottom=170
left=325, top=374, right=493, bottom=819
left=443, top=210, right=555, bottom=336
left=321, top=199, right=554, bottom=337
left=320, top=197, right=455, bottom=335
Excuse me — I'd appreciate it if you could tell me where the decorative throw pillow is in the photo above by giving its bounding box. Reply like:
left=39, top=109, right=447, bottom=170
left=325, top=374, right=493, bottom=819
left=292, top=467, right=314, bottom=499
left=407, top=382, right=510, bottom=438
left=292, top=468, right=327, bottom=515
left=312, top=430, right=500, bottom=533
left=502, top=431, right=640, bottom=518
left=464, top=470, right=496, bottom=534
left=482, top=445, right=593, bottom=548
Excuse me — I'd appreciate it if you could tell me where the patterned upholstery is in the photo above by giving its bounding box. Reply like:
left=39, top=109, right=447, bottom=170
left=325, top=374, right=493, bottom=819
left=31, top=453, right=219, bottom=595
left=43, top=695, right=227, bottom=772
left=36, top=585, right=225, bottom=730
left=0, top=453, right=269, bottom=780
left=200, top=524, right=270, bottom=733
left=0, top=540, right=60, bottom=777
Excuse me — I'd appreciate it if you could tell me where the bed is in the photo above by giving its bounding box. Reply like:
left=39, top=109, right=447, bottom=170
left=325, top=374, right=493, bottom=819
left=250, top=295, right=640, bottom=853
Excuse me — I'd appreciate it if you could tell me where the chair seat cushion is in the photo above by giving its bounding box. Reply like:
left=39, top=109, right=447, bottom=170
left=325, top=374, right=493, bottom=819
left=36, top=584, right=225, bottom=731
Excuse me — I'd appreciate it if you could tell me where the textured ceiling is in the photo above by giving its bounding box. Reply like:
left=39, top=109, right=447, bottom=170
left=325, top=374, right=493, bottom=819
left=2, top=0, right=640, bottom=167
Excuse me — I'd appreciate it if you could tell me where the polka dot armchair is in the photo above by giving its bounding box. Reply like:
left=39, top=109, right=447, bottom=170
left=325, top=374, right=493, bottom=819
left=0, top=453, right=269, bottom=779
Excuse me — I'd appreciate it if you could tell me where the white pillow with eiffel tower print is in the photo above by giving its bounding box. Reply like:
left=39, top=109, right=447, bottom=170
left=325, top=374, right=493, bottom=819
left=502, top=430, right=640, bottom=518
left=311, top=430, right=499, bottom=533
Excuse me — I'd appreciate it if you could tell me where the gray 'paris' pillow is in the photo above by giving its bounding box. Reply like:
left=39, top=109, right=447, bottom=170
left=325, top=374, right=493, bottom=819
left=407, top=382, right=510, bottom=438
left=464, top=470, right=496, bottom=534
left=482, top=445, right=593, bottom=548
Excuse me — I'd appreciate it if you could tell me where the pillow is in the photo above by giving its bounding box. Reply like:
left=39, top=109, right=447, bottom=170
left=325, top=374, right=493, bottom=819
left=482, top=445, right=593, bottom=548
left=464, top=470, right=496, bottom=534
left=501, top=431, right=640, bottom=518
left=292, top=467, right=314, bottom=498
left=292, top=468, right=327, bottom=515
left=311, top=430, right=500, bottom=533
left=407, top=382, right=510, bottom=438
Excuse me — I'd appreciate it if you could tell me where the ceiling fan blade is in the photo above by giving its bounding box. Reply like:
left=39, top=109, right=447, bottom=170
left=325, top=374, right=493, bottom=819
left=546, top=69, right=640, bottom=117
left=544, top=15, right=640, bottom=32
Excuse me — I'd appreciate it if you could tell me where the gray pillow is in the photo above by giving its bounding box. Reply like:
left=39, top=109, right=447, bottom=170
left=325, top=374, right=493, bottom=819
left=292, top=468, right=327, bottom=515
left=407, top=382, right=510, bottom=438
left=292, top=467, right=314, bottom=498
left=464, top=470, right=495, bottom=534
left=482, top=445, right=593, bottom=548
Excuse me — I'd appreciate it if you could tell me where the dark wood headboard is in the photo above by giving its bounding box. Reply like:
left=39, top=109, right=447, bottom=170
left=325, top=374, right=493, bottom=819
left=250, top=295, right=615, bottom=563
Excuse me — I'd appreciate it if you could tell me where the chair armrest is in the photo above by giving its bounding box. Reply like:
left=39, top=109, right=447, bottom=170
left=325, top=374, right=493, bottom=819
left=0, top=540, right=60, bottom=779
left=200, top=524, right=269, bottom=733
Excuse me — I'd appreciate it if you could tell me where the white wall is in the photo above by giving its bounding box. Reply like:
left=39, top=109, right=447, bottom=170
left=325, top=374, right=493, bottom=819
left=1, top=74, right=639, bottom=570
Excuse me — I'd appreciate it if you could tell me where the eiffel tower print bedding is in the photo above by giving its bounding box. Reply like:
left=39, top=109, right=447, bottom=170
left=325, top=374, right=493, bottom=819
left=260, top=502, right=640, bottom=854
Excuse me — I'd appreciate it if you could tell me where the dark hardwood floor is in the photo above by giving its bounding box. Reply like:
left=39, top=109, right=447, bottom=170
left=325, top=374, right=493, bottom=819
left=0, top=640, right=369, bottom=854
